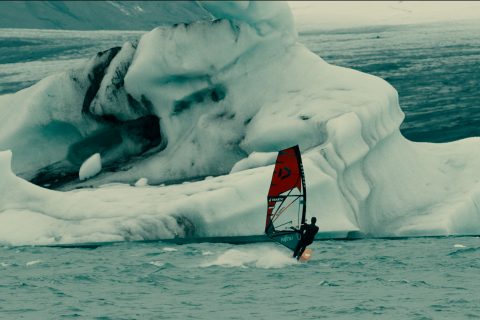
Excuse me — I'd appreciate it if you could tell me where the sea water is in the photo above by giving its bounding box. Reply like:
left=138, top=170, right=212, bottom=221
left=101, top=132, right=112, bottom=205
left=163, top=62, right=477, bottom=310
left=1, top=21, right=480, bottom=319
left=0, top=238, right=479, bottom=319
left=300, top=21, right=480, bottom=143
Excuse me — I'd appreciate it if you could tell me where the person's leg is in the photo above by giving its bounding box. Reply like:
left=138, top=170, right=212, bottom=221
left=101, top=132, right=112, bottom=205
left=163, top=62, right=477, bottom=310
left=293, top=240, right=304, bottom=258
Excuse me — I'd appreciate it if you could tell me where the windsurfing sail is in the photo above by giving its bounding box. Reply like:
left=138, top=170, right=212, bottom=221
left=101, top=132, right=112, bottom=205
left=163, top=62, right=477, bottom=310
left=265, top=145, right=306, bottom=251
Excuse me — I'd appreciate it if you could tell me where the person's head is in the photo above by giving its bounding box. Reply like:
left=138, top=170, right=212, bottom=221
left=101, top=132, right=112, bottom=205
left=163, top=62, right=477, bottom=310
left=311, top=217, right=317, bottom=224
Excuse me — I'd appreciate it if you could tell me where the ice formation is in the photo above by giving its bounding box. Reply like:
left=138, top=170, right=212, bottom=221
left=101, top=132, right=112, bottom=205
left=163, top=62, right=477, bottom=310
left=134, top=178, right=149, bottom=187
left=79, top=153, right=102, bottom=180
left=0, top=1, right=479, bottom=245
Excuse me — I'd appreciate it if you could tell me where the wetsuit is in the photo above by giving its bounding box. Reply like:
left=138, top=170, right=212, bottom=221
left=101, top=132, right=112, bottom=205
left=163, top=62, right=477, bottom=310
left=293, top=222, right=319, bottom=260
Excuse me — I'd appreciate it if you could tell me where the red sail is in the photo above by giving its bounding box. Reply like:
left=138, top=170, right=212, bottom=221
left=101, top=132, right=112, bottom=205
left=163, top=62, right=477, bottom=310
left=268, top=147, right=302, bottom=197
left=265, top=145, right=306, bottom=240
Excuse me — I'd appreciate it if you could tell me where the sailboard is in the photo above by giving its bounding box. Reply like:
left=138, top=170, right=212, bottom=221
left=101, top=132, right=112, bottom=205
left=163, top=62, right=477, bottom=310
left=265, top=145, right=311, bottom=260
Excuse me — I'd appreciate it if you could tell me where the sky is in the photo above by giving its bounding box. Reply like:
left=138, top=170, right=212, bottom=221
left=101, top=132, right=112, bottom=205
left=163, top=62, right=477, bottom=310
left=288, top=1, right=480, bottom=31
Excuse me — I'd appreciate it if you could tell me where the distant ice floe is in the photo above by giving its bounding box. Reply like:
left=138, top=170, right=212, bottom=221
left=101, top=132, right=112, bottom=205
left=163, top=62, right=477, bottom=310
left=149, top=260, right=165, bottom=267
left=0, top=1, right=479, bottom=245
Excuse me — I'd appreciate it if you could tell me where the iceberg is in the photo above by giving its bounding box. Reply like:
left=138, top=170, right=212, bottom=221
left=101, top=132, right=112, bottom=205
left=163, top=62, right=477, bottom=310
left=0, top=1, right=479, bottom=245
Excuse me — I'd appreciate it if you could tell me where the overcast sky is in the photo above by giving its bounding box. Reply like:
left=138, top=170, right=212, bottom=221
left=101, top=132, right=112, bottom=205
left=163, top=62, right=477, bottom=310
left=288, top=1, right=480, bottom=31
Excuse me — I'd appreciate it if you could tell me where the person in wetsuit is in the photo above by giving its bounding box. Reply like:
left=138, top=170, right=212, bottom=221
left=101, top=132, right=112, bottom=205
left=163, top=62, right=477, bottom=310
left=293, top=217, right=319, bottom=260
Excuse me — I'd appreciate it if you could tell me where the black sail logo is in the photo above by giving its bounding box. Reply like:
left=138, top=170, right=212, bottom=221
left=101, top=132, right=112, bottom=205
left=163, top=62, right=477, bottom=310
left=278, top=167, right=291, bottom=180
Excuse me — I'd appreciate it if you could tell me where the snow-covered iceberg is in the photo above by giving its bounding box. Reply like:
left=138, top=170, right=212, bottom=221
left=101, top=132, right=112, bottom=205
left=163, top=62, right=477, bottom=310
left=0, top=1, right=479, bottom=245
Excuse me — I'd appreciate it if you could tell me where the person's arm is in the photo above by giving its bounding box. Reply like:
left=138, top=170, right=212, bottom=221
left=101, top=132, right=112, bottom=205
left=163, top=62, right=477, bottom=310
left=300, top=223, right=307, bottom=235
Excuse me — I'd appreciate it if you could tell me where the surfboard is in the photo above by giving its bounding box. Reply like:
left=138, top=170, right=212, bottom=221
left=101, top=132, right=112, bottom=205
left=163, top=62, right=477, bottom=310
left=264, top=145, right=312, bottom=260
left=299, top=248, right=312, bottom=262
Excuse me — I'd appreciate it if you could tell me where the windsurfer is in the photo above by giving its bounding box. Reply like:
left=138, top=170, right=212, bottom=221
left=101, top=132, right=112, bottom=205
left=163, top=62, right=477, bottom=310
left=292, top=217, right=319, bottom=260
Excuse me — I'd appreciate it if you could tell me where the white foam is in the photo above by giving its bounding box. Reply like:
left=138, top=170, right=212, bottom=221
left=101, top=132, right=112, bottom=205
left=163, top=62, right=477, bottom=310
left=149, top=260, right=165, bottom=267
left=201, top=245, right=297, bottom=269
left=26, top=260, right=41, bottom=266
left=162, top=247, right=178, bottom=252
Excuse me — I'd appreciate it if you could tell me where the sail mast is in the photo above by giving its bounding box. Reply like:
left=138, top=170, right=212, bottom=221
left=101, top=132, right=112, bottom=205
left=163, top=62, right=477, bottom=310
left=294, top=145, right=307, bottom=224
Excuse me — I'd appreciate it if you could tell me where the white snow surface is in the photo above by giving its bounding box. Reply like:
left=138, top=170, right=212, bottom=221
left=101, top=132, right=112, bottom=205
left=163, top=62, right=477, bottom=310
left=79, top=153, right=102, bottom=180
left=0, top=1, right=480, bottom=245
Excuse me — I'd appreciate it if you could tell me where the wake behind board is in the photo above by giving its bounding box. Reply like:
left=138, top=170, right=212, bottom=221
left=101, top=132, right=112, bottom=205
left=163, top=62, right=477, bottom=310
left=264, top=145, right=311, bottom=260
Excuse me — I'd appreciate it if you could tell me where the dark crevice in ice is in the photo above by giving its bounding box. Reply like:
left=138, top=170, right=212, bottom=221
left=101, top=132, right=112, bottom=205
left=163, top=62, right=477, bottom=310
left=173, top=84, right=227, bottom=115
left=82, top=46, right=121, bottom=116
left=174, top=215, right=197, bottom=237
left=28, top=115, right=163, bottom=189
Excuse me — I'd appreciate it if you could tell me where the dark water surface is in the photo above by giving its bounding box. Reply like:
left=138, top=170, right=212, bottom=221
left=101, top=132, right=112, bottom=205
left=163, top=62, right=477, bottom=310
left=299, top=21, right=480, bottom=142
left=1, top=238, right=479, bottom=319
